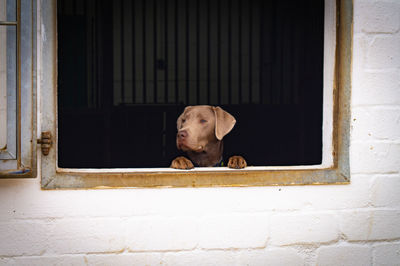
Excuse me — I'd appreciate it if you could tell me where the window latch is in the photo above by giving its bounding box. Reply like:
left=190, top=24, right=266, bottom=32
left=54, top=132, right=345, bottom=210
left=37, top=131, right=52, bottom=156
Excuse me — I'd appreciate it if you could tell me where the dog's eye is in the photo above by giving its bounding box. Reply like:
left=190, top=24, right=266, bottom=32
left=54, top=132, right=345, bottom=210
left=182, top=119, right=186, bottom=123
left=200, top=119, right=207, bottom=123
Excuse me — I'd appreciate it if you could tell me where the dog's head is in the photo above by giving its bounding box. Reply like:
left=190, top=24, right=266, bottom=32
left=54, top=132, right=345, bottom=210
left=176, top=105, right=236, bottom=152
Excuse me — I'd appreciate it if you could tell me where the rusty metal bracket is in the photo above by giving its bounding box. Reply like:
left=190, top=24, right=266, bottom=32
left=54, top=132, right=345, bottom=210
left=37, top=131, right=52, bottom=156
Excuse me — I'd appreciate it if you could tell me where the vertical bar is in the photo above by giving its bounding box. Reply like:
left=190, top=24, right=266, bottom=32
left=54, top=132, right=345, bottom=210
left=185, top=0, right=189, bottom=104
left=154, top=0, right=157, bottom=103
left=17, top=0, right=21, bottom=166
left=95, top=0, right=100, bottom=107
left=164, top=0, right=168, bottom=103
left=270, top=0, right=277, bottom=104
left=100, top=0, right=114, bottom=166
left=60, top=0, right=64, bottom=14
left=73, top=0, right=77, bottom=14
left=142, top=0, right=147, bottom=103
left=162, top=111, right=167, bottom=157
left=132, top=0, right=136, bottom=103
left=207, top=0, right=210, bottom=103
left=259, top=0, right=263, bottom=104
left=196, top=0, right=200, bottom=104
left=249, top=0, right=253, bottom=103
left=91, top=7, right=96, bottom=106
left=84, top=0, right=91, bottom=106
left=120, top=0, right=125, bottom=104
left=238, top=0, right=242, bottom=104
left=174, top=0, right=178, bottom=103
left=72, top=0, right=77, bottom=105
left=228, top=0, right=232, bottom=104
left=217, top=0, right=221, bottom=104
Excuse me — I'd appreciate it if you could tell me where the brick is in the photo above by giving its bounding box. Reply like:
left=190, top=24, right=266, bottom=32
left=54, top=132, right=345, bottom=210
left=48, top=218, right=125, bottom=254
left=214, top=176, right=368, bottom=213
left=354, top=0, right=400, bottom=33
left=198, top=214, right=269, bottom=249
left=340, top=210, right=400, bottom=241
left=270, top=213, right=338, bottom=246
left=367, top=36, right=400, bottom=69
left=352, top=70, right=400, bottom=106
left=371, top=175, right=400, bottom=207
left=316, top=245, right=371, bottom=266
left=0, top=258, right=13, bottom=266
left=228, top=175, right=370, bottom=211
left=13, top=182, right=242, bottom=219
left=0, top=221, right=50, bottom=256
left=126, top=216, right=198, bottom=251
left=196, top=187, right=315, bottom=213
left=373, top=243, right=400, bottom=266
left=352, top=107, right=400, bottom=141
left=0, top=181, right=18, bottom=221
left=288, top=175, right=371, bottom=210
left=10, top=186, right=309, bottom=219
left=163, top=251, right=239, bottom=266
left=238, top=248, right=305, bottom=266
left=11, top=256, right=87, bottom=266
left=350, top=142, right=400, bottom=174
left=86, top=253, right=163, bottom=266
left=12, top=186, right=157, bottom=219
left=352, top=35, right=370, bottom=75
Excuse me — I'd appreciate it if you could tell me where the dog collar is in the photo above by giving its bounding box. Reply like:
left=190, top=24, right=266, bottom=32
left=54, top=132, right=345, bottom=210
left=213, top=158, right=224, bottom=167
left=192, top=158, right=224, bottom=167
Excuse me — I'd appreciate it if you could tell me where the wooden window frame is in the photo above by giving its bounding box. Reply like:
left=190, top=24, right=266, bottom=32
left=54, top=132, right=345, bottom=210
left=40, top=0, right=352, bottom=189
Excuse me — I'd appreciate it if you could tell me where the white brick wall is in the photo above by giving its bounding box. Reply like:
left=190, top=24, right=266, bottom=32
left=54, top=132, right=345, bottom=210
left=1, top=0, right=400, bottom=265
left=316, top=244, right=372, bottom=266
left=270, top=213, right=339, bottom=246
left=373, top=243, right=400, bottom=266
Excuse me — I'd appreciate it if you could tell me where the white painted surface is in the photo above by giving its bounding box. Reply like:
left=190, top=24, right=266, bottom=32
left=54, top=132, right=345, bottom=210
left=1, top=0, right=400, bottom=265
left=322, top=0, right=336, bottom=168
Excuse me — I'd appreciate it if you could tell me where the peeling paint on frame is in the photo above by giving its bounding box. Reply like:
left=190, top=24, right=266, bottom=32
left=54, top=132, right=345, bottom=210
left=0, top=0, right=37, bottom=179
left=40, top=0, right=352, bottom=189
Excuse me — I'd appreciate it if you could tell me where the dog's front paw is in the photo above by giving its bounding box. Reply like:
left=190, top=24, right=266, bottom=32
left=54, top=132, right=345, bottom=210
left=227, top=156, right=247, bottom=169
left=170, top=156, right=194, bottom=170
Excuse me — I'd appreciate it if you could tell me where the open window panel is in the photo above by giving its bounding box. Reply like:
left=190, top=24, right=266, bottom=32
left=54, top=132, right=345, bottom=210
left=0, top=0, right=36, bottom=178
left=40, top=0, right=351, bottom=188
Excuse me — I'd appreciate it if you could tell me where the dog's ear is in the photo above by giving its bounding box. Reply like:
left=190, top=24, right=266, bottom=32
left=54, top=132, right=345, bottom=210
left=213, top=106, right=236, bottom=140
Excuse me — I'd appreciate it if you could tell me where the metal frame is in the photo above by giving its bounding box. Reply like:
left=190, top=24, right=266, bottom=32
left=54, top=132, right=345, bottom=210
left=0, top=0, right=37, bottom=178
left=0, top=1, right=20, bottom=167
left=40, top=0, right=352, bottom=189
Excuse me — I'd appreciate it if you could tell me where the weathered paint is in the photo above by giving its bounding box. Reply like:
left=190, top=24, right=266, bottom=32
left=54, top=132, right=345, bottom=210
left=0, top=0, right=37, bottom=178
left=40, top=0, right=352, bottom=189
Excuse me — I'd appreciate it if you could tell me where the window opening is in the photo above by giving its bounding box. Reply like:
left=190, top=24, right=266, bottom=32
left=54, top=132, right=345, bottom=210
left=57, top=0, right=324, bottom=168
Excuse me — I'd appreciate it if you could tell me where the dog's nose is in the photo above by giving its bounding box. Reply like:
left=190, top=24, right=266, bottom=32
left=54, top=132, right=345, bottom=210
left=178, top=130, right=188, bottom=139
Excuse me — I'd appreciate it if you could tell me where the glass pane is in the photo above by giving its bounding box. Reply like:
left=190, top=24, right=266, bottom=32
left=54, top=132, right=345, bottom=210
left=0, top=25, right=17, bottom=152
left=0, top=0, right=17, bottom=22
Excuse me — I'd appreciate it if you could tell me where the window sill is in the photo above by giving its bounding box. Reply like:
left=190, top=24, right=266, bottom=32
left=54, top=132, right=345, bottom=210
left=57, top=164, right=334, bottom=174
left=42, top=166, right=349, bottom=190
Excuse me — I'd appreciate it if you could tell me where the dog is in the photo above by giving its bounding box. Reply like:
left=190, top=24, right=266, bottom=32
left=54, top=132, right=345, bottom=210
left=170, top=105, right=247, bottom=169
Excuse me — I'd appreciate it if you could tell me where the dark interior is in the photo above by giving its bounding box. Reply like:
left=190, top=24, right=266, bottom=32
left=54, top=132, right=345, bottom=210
left=57, top=0, right=324, bottom=168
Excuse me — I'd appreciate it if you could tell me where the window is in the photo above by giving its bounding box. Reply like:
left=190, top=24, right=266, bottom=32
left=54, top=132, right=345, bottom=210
left=0, top=0, right=36, bottom=178
left=39, top=0, right=352, bottom=188
left=57, top=0, right=325, bottom=168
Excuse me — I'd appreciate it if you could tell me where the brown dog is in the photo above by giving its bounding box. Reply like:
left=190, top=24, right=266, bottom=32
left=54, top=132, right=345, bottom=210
left=170, top=105, right=247, bottom=169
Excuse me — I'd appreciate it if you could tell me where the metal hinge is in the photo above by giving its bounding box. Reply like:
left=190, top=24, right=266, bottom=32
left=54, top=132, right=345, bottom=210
left=37, top=131, right=52, bottom=156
